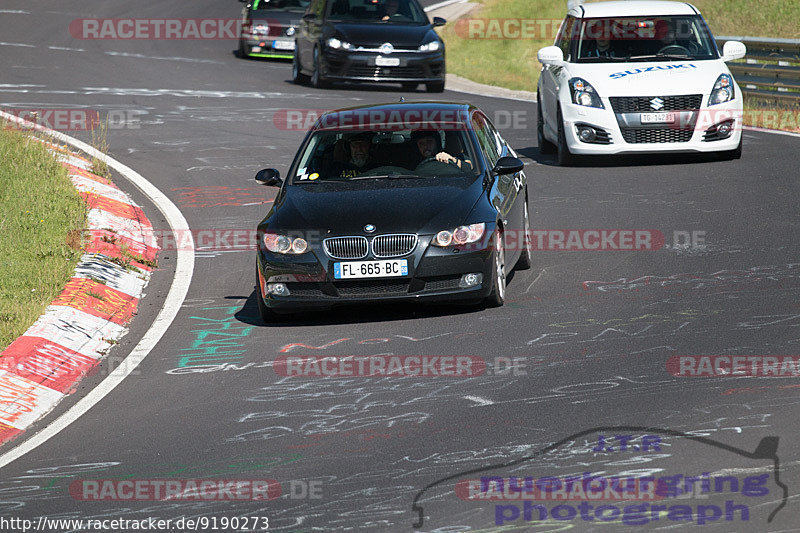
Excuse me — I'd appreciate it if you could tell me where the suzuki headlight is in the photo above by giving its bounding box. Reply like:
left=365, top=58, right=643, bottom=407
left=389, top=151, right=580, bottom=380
left=326, top=37, right=353, bottom=50
left=432, top=223, right=485, bottom=247
left=709, top=74, right=734, bottom=105
left=418, top=40, right=441, bottom=52
left=263, top=233, right=309, bottom=255
left=569, top=77, right=604, bottom=109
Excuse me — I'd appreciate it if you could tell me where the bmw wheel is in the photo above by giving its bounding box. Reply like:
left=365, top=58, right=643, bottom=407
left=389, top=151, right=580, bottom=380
left=515, top=199, right=533, bottom=270
left=485, top=230, right=506, bottom=308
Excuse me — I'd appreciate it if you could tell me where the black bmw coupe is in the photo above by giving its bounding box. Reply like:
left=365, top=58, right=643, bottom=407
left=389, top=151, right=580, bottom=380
left=254, top=102, right=532, bottom=321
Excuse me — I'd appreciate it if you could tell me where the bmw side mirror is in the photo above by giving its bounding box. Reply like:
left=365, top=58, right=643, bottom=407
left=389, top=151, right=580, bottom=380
left=255, top=168, right=282, bottom=186
left=493, top=156, right=524, bottom=175
left=537, top=45, right=565, bottom=67
left=432, top=17, right=446, bottom=27
left=721, top=40, right=746, bottom=62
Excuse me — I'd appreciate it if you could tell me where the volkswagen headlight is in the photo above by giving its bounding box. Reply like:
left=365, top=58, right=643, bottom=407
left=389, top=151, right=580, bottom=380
left=326, top=37, right=353, bottom=50
left=418, top=40, right=441, bottom=52
left=569, top=77, right=604, bottom=109
left=709, top=74, right=734, bottom=105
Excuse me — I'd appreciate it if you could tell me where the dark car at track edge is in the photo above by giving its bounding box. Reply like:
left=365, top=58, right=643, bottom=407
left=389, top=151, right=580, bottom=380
left=238, top=0, right=309, bottom=59
left=253, top=102, right=532, bottom=322
left=292, top=0, right=446, bottom=92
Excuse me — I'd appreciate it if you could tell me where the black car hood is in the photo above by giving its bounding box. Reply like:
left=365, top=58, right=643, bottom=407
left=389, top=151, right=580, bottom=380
left=331, top=23, right=432, bottom=47
left=268, top=178, right=484, bottom=235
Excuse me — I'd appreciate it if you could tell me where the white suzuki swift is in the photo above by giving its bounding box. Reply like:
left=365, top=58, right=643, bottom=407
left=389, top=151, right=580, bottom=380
left=537, top=1, right=746, bottom=165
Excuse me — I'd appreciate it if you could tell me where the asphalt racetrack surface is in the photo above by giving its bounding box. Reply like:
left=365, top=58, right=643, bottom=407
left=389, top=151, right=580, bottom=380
left=1, top=1, right=799, bottom=531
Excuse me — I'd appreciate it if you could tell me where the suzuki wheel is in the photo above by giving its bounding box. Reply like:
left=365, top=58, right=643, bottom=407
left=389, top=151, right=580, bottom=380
left=538, top=97, right=556, bottom=154
left=557, top=106, right=576, bottom=166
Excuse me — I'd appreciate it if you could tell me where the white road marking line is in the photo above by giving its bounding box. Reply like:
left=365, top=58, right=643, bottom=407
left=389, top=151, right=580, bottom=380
left=48, top=46, right=86, bottom=52
left=0, top=42, right=35, bottom=48
left=423, top=0, right=467, bottom=12
left=0, top=111, right=194, bottom=471
left=105, top=51, right=224, bottom=64
left=464, top=395, right=495, bottom=406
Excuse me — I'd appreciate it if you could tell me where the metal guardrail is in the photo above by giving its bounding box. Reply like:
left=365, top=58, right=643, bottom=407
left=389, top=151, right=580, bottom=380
left=716, top=36, right=800, bottom=103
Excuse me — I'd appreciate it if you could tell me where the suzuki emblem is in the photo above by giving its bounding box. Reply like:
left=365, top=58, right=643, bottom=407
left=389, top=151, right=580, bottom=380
left=650, top=97, right=665, bottom=110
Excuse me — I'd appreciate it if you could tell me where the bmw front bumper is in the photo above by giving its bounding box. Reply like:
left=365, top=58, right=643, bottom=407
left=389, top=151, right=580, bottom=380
left=256, top=234, right=494, bottom=311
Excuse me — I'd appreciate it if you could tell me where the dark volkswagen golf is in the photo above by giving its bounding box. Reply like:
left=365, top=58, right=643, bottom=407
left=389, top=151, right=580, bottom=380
left=254, top=103, right=532, bottom=321
left=292, top=0, right=446, bottom=91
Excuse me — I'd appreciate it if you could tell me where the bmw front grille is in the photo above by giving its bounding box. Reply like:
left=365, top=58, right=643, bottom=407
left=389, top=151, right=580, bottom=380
left=372, top=234, right=418, bottom=258
left=323, top=236, right=369, bottom=260
left=323, top=234, right=418, bottom=259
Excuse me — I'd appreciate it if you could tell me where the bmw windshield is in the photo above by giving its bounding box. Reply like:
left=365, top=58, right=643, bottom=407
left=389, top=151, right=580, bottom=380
left=574, top=16, right=718, bottom=62
left=291, top=127, right=481, bottom=184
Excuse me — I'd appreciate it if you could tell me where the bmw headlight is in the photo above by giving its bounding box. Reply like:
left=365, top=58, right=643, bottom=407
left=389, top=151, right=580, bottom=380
left=569, top=77, right=604, bottom=109
left=326, top=37, right=353, bottom=50
left=418, top=40, right=441, bottom=52
left=263, top=233, right=309, bottom=255
left=709, top=74, right=734, bottom=105
left=432, top=223, right=485, bottom=247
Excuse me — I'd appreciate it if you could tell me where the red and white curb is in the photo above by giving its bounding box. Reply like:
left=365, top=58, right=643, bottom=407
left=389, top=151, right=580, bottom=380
left=0, top=140, right=157, bottom=446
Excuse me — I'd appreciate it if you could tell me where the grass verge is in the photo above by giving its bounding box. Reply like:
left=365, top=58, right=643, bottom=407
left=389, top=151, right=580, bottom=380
left=440, top=0, right=800, bottom=132
left=0, top=125, right=87, bottom=350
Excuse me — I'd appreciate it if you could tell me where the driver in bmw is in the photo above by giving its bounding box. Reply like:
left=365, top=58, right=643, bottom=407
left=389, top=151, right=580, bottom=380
left=411, top=130, right=471, bottom=170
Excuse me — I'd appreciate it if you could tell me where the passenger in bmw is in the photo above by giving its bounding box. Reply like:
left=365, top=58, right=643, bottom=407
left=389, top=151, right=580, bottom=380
left=331, top=132, right=377, bottom=178
left=411, top=130, right=472, bottom=170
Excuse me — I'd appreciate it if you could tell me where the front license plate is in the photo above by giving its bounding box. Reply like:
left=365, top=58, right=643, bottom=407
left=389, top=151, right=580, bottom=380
left=640, top=112, right=675, bottom=124
left=375, top=56, right=400, bottom=67
left=273, top=40, right=295, bottom=51
left=334, top=259, right=408, bottom=279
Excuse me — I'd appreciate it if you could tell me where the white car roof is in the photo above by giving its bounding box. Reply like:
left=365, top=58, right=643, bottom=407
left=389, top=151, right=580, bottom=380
left=570, top=1, right=699, bottom=18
